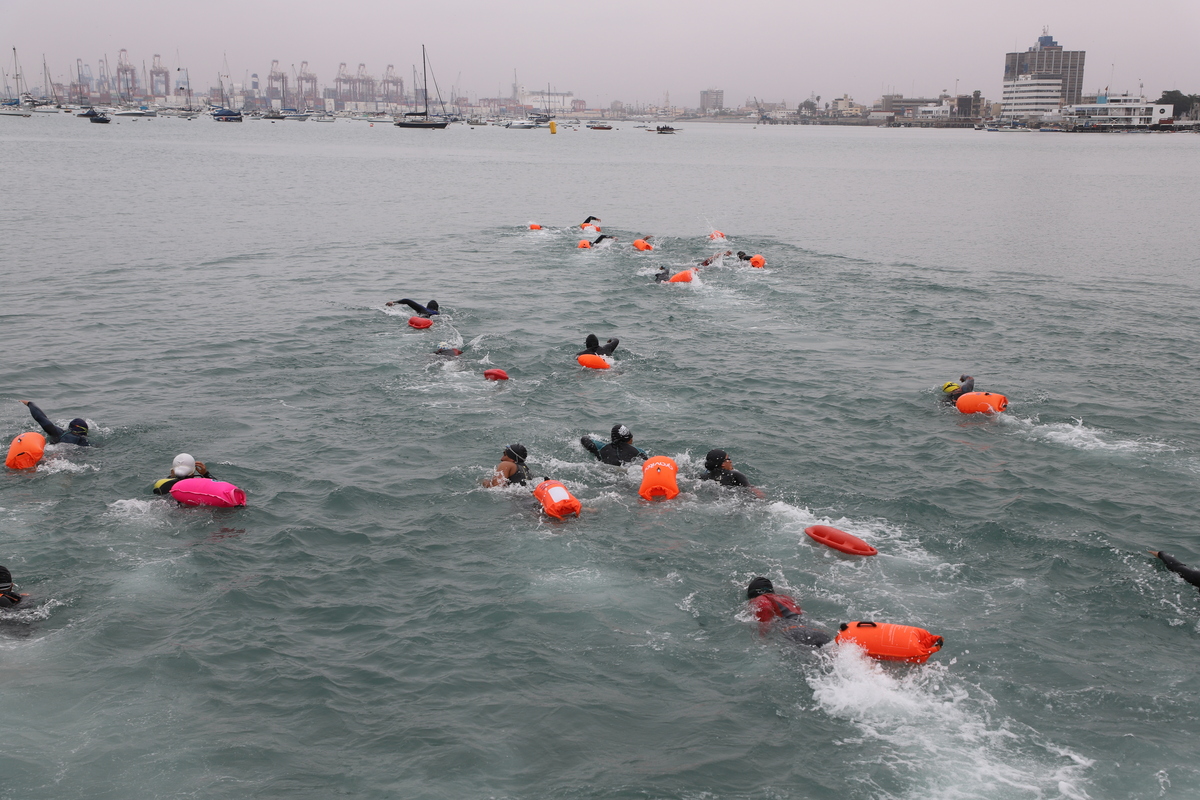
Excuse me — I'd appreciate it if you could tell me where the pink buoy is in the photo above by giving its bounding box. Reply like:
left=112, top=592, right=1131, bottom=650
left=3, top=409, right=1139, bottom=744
left=483, top=369, right=509, bottom=381
left=169, top=478, right=247, bottom=508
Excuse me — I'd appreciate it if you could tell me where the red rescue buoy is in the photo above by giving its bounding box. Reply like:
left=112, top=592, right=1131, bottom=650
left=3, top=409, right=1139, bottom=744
left=408, top=316, right=433, bottom=329
left=749, top=254, right=766, bottom=268
left=836, top=621, right=944, bottom=664
left=533, top=479, right=582, bottom=519
left=668, top=269, right=695, bottom=283
left=529, top=223, right=542, bottom=230
left=632, top=239, right=653, bottom=251
left=577, top=240, right=592, bottom=249
left=805, top=525, right=878, bottom=556
left=6, top=432, right=46, bottom=470
left=710, top=230, right=725, bottom=240
left=638, top=456, right=679, bottom=501
left=581, top=223, right=601, bottom=232
left=955, top=391, right=1008, bottom=415
left=577, top=354, right=611, bottom=370
left=483, top=369, right=509, bottom=381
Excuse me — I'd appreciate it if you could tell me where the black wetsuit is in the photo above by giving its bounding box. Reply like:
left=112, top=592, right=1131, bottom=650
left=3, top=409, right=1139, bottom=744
left=592, top=234, right=615, bottom=245
left=703, top=468, right=752, bottom=487
left=397, top=299, right=439, bottom=317
left=654, top=268, right=670, bottom=283
left=577, top=337, right=619, bottom=357
left=944, top=376, right=975, bottom=403
left=0, top=590, right=24, bottom=609
left=153, top=472, right=218, bottom=495
left=27, top=402, right=89, bottom=446
left=1157, top=552, right=1200, bottom=592
left=510, top=463, right=532, bottom=486
left=582, top=438, right=646, bottom=466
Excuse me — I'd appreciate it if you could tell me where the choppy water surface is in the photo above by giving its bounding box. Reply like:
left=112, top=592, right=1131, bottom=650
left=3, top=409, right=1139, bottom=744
left=2, top=115, right=1200, bottom=800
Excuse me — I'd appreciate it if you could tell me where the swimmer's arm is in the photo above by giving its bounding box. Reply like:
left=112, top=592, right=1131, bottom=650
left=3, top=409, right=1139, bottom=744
left=482, top=461, right=517, bottom=487
left=597, top=338, right=620, bottom=356
left=580, top=437, right=602, bottom=459
left=23, top=401, right=64, bottom=440
left=1154, top=551, right=1200, bottom=589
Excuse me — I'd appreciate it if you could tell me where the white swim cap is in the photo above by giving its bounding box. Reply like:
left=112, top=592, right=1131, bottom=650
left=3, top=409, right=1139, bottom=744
left=172, top=453, right=196, bottom=477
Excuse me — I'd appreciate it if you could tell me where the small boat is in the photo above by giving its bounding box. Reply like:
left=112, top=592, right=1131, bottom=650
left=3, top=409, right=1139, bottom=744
left=394, top=45, right=449, bottom=130
left=89, top=112, right=111, bottom=124
left=505, top=119, right=536, bottom=129
left=262, top=108, right=285, bottom=120
left=654, top=125, right=678, bottom=134
left=804, top=525, right=878, bottom=556
left=112, top=107, right=157, bottom=117
left=211, top=107, right=243, bottom=122
left=587, top=123, right=613, bottom=130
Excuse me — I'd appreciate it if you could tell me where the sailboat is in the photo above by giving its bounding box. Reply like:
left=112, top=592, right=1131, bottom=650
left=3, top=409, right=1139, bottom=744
left=394, top=45, right=448, bottom=129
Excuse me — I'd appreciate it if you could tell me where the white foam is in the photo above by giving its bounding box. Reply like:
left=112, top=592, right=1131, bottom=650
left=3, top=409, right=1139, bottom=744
left=103, top=498, right=174, bottom=528
left=1001, top=415, right=1177, bottom=455
left=36, top=457, right=97, bottom=475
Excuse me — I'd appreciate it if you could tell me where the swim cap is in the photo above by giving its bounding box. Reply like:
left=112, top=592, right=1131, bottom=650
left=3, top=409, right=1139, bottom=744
left=611, top=424, right=632, bottom=444
left=747, top=576, right=774, bottom=599
left=0, top=565, right=11, bottom=590
left=584, top=333, right=599, bottom=350
left=172, top=453, right=196, bottom=478
left=68, top=418, right=88, bottom=434
left=705, top=449, right=729, bottom=471
left=426, top=300, right=439, bottom=312
left=942, top=382, right=961, bottom=394
left=437, top=342, right=451, bottom=350
left=504, top=444, right=528, bottom=464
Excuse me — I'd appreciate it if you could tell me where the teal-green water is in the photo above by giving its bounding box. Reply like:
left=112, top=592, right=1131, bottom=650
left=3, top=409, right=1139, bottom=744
left=2, top=116, right=1199, bottom=799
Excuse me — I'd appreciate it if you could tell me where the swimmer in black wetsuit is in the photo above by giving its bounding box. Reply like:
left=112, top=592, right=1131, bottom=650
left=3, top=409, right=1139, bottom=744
left=581, top=215, right=601, bottom=228
left=940, top=375, right=975, bottom=403
left=435, top=341, right=463, bottom=357
left=654, top=266, right=670, bottom=283
left=483, top=443, right=532, bottom=487
left=578, top=334, right=619, bottom=357
left=591, top=234, right=617, bottom=246
left=746, top=576, right=831, bottom=647
left=736, top=251, right=752, bottom=261
left=703, top=449, right=765, bottom=498
left=1149, top=551, right=1200, bottom=593
left=0, top=565, right=29, bottom=609
left=581, top=424, right=647, bottom=465
left=386, top=298, right=440, bottom=317
left=20, top=400, right=90, bottom=446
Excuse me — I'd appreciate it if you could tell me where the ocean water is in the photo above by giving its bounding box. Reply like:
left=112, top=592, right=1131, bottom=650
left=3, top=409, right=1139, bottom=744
left=2, top=114, right=1200, bottom=800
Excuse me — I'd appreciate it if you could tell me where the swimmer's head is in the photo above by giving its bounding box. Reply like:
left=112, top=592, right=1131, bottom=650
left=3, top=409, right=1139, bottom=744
left=584, top=333, right=600, bottom=350
left=611, top=424, right=632, bottom=444
left=705, top=449, right=729, bottom=471
left=0, top=565, right=12, bottom=591
left=437, top=342, right=451, bottom=350
left=504, top=444, right=527, bottom=464
left=68, top=418, right=88, bottom=435
left=747, top=576, right=774, bottom=598
left=942, top=382, right=961, bottom=394
left=172, top=453, right=197, bottom=478
left=737, top=251, right=748, bottom=259
left=426, top=300, right=439, bottom=312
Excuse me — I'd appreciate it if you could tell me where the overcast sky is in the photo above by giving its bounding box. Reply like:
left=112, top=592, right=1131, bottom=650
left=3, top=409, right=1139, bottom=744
left=7, top=0, right=1198, bottom=106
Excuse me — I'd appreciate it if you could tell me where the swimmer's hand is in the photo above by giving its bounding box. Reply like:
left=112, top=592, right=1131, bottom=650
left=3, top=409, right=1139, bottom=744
left=20, top=400, right=30, bottom=405
left=385, top=301, right=395, bottom=306
left=194, top=461, right=209, bottom=476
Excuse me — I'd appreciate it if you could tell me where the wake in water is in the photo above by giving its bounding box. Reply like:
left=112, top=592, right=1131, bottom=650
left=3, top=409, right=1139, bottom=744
left=999, top=414, right=1178, bottom=455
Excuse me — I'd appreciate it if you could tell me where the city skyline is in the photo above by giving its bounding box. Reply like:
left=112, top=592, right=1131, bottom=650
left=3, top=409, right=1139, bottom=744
left=6, top=0, right=1198, bottom=108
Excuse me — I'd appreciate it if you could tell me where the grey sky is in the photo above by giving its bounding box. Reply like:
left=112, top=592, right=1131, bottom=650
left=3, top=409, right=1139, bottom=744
left=9, top=0, right=1198, bottom=106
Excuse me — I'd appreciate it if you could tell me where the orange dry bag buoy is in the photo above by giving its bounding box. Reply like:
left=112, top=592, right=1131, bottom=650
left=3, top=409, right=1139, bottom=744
left=6, top=432, right=46, bottom=470
left=577, top=354, right=611, bottom=370
left=533, top=479, right=582, bottom=520
left=710, top=230, right=725, bottom=240
left=581, top=223, right=600, bottom=232
left=483, top=369, right=509, bottom=381
left=835, top=621, right=944, bottom=664
left=668, top=269, right=695, bottom=283
left=638, top=456, right=679, bottom=501
left=749, top=254, right=765, bottom=268
left=577, top=240, right=592, bottom=249
left=408, top=316, right=433, bottom=329
left=955, top=391, right=1008, bottom=415
left=632, top=239, right=653, bottom=251
left=529, top=223, right=542, bottom=230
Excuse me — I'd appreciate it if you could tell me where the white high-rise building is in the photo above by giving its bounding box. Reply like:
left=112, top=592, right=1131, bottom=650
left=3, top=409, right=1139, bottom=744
left=1001, top=74, right=1063, bottom=119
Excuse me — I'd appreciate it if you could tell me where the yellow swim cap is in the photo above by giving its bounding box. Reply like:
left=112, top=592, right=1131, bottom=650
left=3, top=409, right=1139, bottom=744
left=942, top=382, right=961, bottom=394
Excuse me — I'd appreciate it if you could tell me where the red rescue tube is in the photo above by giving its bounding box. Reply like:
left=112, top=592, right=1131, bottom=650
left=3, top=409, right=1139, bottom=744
left=835, top=621, right=944, bottom=664
left=169, top=478, right=247, bottom=508
left=533, top=479, right=582, bottom=519
left=638, top=456, right=679, bottom=501
left=529, top=223, right=542, bottom=230
left=955, top=391, right=1008, bottom=414
left=408, top=316, right=434, bottom=329
left=577, top=240, right=592, bottom=249
left=483, top=369, right=509, bottom=381
left=805, top=525, right=878, bottom=556
left=668, top=269, right=695, bottom=283
left=749, top=254, right=765, bottom=268
left=577, top=354, right=611, bottom=370
left=632, top=239, right=653, bottom=251
left=709, top=230, right=725, bottom=240
left=5, top=432, right=46, bottom=470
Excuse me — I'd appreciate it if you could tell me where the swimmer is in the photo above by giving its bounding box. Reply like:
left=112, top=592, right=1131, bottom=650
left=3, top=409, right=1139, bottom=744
left=1149, top=551, right=1200, bottom=593
left=0, top=565, right=28, bottom=609
left=386, top=298, right=440, bottom=317
left=482, top=443, right=531, bottom=487
left=581, top=424, right=647, bottom=465
left=736, top=251, right=752, bottom=261
left=700, top=250, right=732, bottom=267
left=20, top=400, right=89, bottom=446
left=632, top=236, right=654, bottom=251
left=746, top=576, right=831, bottom=646
left=940, top=375, right=975, bottom=403
left=435, top=342, right=463, bottom=357
left=591, top=234, right=617, bottom=246
left=580, top=215, right=601, bottom=229
left=702, top=449, right=765, bottom=498
left=152, top=453, right=216, bottom=495
left=654, top=266, right=670, bottom=283
left=577, top=333, right=619, bottom=357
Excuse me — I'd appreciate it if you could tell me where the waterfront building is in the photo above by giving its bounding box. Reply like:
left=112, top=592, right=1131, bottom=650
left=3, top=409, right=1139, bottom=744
left=700, top=89, right=724, bottom=113
left=1059, top=93, right=1174, bottom=128
left=1001, top=74, right=1064, bottom=119
left=1003, top=30, right=1086, bottom=106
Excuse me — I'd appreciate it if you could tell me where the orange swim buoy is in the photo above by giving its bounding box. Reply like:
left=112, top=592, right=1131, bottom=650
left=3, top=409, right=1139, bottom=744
left=804, top=525, right=878, bottom=556
left=835, top=621, right=944, bottom=664
left=710, top=230, right=725, bottom=240
left=638, top=456, right=679, bottom=501
left=955, top=391, right=1008, bottom=414
left=577, top=354, right=611, bottom=370
left=632, top=239, right=653, bottom=251
left=749, top=254, right=765, bottom=268
left=483, top=369, right=509, bottom=381
left=6, top=432, right=46, bottom=470
left=529, top=223, right=542, bottom=230
left=577, top=240, right=592, bottom=249
left=533, top=479, right=582, bottom=519
left=668, top=269, right=694, bottom=283
left=408, top=316, right=433, bottom=329
left=582, top=224, right=601, bottom=232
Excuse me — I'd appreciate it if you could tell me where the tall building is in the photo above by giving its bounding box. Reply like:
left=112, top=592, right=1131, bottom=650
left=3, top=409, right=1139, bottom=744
left=700, top=89, right=723, bottom=113
left=1003, top=30, right=1085, bottom=106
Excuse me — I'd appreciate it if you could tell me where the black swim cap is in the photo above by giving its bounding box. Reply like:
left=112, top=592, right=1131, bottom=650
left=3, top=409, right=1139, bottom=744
left=584, top=333, right=599, bottom=350
left=611, top=424, right=632, bottom=443
left=504, top=444, right=527, bottom=464
left=69, top=418, right=88, bottom=434
left=0, top=565, right=12, bottom=590
left=705, top=449, right=728, bottom=471
left=426, top=300, right=439, bottom=311
left=747, top=576, right=773, bottom=598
